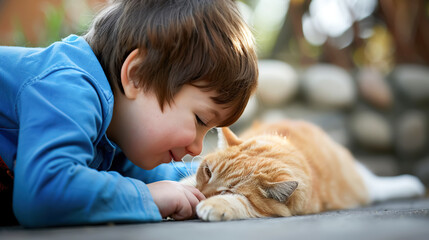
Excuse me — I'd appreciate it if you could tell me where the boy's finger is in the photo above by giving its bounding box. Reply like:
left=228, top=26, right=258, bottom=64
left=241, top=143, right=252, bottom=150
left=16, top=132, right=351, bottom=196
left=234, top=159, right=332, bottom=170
left=184, top=189, right=200, bottom=217
left=171, top=200, right=192, bottom=220
left=172, top=191, right=197, bottom=220
left=184, top=185, right=206, bottom=201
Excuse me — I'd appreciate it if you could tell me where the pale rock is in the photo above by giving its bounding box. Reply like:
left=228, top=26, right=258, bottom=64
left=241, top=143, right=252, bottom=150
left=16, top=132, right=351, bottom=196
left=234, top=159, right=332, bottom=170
left=257, top=60, right=299, bottom=106
left=356, top=67, right=393, bottom=109
left=395, top=111, right=427, bottom=155
left=350, top=110, right=393, bottom=150
left=302, top=64, right=356, bottom=109
left=392, top=64, right=429, bottom=102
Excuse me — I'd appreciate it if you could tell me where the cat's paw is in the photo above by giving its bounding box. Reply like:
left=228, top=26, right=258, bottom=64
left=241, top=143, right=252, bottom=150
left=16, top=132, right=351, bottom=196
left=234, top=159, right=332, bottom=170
left=196, top=199, right=235, bottom=221
left=398, top=174, right=426, bottom=197
left=196, top=195, right=250, bottom=221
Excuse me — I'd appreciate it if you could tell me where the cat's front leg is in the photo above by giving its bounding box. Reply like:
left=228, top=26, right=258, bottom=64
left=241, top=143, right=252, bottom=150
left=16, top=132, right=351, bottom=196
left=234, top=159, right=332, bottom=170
left=197, top=194, right=260, bottom=221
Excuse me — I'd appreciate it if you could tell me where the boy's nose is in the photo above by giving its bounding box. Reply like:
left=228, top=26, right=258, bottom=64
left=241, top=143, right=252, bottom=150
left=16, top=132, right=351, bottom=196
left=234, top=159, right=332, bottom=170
left=186, top=136, right=203, bottom=157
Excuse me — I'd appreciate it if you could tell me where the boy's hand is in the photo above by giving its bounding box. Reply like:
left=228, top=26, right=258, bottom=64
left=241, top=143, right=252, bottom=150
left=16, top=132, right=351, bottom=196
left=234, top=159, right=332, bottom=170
left=147, top=180, right=206, bottom=220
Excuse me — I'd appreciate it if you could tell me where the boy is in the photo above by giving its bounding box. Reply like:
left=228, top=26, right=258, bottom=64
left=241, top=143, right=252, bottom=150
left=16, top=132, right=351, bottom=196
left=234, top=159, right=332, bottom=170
left=0, top=0, right=258, bottom=227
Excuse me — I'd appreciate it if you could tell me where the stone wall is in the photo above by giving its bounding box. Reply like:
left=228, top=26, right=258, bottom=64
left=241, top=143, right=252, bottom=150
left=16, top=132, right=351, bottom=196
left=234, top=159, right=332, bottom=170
left=230, top=61, right=429, bottom=186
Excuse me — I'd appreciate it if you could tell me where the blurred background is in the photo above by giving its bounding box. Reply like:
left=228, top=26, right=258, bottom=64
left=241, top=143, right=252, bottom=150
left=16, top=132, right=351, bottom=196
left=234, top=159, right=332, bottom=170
left=1, top=0, right=428, bottom=185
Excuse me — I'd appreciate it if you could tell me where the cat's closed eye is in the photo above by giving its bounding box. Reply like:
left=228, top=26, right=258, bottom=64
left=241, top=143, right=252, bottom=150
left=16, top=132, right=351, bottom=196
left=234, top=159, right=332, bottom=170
left=204, top=165, right=212, bottom=179
left=220, top=190, right=233, bottom=195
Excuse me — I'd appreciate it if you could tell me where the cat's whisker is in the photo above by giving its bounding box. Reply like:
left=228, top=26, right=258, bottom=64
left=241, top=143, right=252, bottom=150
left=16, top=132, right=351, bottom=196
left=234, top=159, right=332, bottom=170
left=184, top=157, right=196, bottom=177
left=188, top=156, right=200, bottom=184
left=170, top=159, right=189, bottom=179
left=190, top=156, right=202, bottom=173
left=181, top=163, right=192, bottom=178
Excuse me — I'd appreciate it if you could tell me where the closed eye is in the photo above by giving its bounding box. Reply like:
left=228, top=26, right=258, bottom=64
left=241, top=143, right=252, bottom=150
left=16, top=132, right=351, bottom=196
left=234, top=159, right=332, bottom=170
left=220, top=190, right=233, bottom=195
left=195, top=114, right=207, bottom=127
left=205, top=166, right=212, bottom=179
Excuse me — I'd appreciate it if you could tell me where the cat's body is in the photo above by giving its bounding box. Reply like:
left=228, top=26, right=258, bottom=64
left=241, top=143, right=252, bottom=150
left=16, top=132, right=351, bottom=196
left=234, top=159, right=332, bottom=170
left=183, top=120, right=426, bottom=221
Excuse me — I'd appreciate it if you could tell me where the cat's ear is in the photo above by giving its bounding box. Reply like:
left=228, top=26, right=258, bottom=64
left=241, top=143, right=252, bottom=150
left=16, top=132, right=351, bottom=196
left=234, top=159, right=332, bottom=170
left=222, top=127, right=243, bottom=146
left=266, top=181, right=298, bottom=203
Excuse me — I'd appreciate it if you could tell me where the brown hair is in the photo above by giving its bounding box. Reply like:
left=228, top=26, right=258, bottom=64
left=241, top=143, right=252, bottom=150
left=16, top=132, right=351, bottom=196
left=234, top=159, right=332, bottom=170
left=84, top=0, right=258, bottom=126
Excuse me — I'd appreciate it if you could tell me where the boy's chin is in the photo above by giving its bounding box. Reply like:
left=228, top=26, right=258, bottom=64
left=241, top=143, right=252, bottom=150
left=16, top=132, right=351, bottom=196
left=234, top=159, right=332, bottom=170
left=129, top=159, right=157, bottom=170
left=129, top=156, right=172, bottom=170
left=144, top=160, right=171, bottom=170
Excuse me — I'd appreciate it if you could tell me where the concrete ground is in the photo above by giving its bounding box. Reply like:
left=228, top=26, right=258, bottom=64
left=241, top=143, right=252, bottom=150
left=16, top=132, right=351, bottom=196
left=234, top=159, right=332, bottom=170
left=1, top=197, right=429, bottom=240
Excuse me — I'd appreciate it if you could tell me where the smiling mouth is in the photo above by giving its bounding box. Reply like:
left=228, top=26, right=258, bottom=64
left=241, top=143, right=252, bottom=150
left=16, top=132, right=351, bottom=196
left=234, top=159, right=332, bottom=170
left=169, top=151, right=180, bottom=162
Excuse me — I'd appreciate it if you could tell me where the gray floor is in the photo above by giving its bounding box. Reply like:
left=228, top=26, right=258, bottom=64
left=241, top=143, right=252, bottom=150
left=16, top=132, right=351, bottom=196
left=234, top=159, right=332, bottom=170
left=1, top=198, right=429, bottom=240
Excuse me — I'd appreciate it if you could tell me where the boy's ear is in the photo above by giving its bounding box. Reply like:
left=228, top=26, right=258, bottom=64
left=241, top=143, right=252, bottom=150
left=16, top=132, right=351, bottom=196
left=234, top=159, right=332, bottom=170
left=121, top=48, right=142, bottom=99
left=222, top=127, right=243, bottom=146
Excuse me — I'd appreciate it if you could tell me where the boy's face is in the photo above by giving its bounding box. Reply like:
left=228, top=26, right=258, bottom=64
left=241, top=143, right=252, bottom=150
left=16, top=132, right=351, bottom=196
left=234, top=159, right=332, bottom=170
left=110, top=84, right=231, bottom=170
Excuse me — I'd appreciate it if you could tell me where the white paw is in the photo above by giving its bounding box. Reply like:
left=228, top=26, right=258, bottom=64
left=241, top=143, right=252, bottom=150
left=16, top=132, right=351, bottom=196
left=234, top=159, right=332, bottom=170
left=196, top=199, right=236, bottom=221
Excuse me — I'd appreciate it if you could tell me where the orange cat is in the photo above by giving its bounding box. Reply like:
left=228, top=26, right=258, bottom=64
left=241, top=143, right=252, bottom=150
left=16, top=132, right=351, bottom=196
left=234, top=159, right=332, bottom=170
left=183, top=119, right=426, bottom=221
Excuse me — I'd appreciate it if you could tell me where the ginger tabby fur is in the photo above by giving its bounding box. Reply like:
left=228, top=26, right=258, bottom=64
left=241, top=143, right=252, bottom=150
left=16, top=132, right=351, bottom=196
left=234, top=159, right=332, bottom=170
left=182, top=119, right=425, bottom=221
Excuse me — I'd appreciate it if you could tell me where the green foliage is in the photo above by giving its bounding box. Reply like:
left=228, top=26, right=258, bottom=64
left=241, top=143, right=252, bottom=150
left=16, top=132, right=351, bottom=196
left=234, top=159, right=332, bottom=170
left=12, top=19, right=27, bottom=46
left=11, top=0, right=92, bottom=47
left=43, top=3, right=66, bottom=46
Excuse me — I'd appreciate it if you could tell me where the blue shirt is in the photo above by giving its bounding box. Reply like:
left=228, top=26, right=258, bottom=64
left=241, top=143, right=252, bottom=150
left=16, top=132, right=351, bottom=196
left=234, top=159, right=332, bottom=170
left=0, top=35, right=197, bottom=227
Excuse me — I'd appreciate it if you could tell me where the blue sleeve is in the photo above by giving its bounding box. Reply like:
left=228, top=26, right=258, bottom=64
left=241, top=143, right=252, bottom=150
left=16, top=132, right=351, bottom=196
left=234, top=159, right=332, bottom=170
left=111, top=152, right=200, bottom=183
left=13, top=69, right=161, bottom=227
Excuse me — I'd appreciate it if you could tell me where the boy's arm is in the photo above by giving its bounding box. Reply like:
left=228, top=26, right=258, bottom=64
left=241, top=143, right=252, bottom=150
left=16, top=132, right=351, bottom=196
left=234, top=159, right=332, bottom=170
left=13, top=70, right=162, bottom=227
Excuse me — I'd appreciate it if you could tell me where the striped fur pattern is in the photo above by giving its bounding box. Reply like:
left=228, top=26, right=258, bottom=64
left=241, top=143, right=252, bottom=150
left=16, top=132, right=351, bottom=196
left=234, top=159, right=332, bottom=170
left=193, top=120, right=425, bottom=221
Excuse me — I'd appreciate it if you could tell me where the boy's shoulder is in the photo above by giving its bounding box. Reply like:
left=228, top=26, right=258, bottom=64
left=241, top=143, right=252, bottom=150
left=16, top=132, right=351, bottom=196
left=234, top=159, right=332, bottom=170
left=4, top=35, right=113, bottom=102
left=46, top=35, right=112, bottom=98
left=1, top=35, right=114, bottom=127
left=39, top=35, right=109, bottom=87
